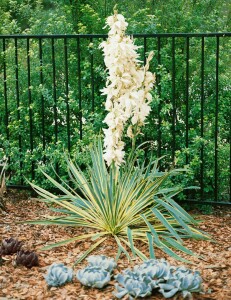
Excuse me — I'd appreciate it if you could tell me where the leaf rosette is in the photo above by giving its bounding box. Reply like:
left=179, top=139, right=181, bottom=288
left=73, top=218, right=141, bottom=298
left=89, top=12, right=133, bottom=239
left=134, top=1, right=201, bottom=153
left=134, top=258, right=174, bottom=280
left=45, top=263, right=73, bottom=287
left=114, top=269, right=153, bottom=299
left=159, top=267, right=203, bottom=299
left=76, top=266, right=111, bottom=288
left=86, top=255, right=117, bottom=273
left=1, top=238, right=22, bottom=255
left=16, top=250, right=39, bottom=269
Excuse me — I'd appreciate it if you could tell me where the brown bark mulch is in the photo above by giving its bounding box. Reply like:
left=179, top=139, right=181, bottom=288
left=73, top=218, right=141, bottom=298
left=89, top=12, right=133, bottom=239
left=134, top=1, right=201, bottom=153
left=0, top=193, right=230, bottom=300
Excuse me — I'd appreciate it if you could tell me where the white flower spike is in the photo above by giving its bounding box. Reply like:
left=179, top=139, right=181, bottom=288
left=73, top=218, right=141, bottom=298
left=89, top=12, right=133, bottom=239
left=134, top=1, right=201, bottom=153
left=100, top=10, right=155, bottom=167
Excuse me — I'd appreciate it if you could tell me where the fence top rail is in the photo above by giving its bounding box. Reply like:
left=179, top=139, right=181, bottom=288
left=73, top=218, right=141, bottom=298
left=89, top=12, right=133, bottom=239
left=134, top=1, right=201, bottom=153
left=0, top=32, right=230, bottom=39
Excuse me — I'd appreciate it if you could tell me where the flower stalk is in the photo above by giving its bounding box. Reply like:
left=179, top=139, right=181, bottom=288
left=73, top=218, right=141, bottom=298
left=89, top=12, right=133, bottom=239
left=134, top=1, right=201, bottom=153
left=100, top=10, right=155, bottom=167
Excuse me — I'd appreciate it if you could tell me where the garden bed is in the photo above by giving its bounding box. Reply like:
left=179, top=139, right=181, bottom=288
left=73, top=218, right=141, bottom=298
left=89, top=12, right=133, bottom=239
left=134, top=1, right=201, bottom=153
left=0, top=193, right=230, bottom=300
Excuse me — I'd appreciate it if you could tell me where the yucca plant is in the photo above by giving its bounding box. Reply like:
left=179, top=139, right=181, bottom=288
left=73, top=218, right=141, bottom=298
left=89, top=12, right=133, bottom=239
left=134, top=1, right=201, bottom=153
left=24, top=139, right=208, bottom=265
left=23, top=10, right=208, bottom=265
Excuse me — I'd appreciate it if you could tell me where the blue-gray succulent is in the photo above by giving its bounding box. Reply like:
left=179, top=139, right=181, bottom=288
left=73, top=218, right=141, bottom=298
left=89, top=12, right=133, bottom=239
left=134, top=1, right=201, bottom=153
left=45, top=263, right=73, bottom=287
left=134, top=259, right=174, bottom=281
left=176, top=268, right=202, bottom=298
left=114, top=269, right=153, bottom=299
left=86, top=255, right=117, bottom=273
left=159, top=267, right=203, bottom=299
left=76, top=266, right=111, bottom=288
left=114, top=261, right=203, bottom=299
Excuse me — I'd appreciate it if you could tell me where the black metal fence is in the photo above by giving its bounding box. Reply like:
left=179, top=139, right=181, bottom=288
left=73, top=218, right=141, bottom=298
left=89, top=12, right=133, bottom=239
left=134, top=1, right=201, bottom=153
left=0, top=33, right=230, bottom=205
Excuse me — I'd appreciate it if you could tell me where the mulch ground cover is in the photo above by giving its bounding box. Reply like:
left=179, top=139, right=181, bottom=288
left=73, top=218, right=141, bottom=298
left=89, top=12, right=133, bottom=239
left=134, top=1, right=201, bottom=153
left=0, top=191, right=230, bottom=300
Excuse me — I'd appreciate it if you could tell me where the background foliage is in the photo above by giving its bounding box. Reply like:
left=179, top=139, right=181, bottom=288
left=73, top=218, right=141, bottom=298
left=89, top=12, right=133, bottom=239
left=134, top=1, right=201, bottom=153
left=0, top=0, right=230, bottom=202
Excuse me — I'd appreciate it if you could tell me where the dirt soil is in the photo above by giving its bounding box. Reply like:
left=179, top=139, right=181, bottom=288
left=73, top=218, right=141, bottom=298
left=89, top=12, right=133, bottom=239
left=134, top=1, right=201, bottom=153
left=0, top=192, right=230, bottom=300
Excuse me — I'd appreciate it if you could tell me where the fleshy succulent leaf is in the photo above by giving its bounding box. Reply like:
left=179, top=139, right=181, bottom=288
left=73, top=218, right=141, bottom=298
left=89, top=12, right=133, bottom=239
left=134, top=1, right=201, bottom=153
left=158, top=265, right=203, bottom=298
left=45, top=263, right=73, bottom=287
left=135, top=258, right=174, bottom=280
left=114, top=269, right=153, bottom=299
left=1, top=238, right=22, bottom=255
left=16, top=250, right=39, bottom=268
left=76, top=266, right=111, bottom=288
left=86, top=255, right=117, bottom=273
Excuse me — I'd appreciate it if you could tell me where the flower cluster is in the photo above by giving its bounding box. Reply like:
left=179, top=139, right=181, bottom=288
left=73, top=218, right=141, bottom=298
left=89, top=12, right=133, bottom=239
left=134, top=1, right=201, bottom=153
left=76, top=255, right=116, bottom=288
left=114, top=259, right=203, bottom=299
left=100, top=10, right=155, bottom=167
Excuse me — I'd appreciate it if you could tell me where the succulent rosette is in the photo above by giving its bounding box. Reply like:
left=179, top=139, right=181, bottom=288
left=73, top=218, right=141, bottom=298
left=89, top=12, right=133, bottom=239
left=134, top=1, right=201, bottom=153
left=176, top=269, right=203, bottom=296
left=45, top=263, right=73, bottom=287
left=174, top=266, right=192, bottom=275
left=159, top=267, right=203, bottom=299
left=16, top=250, right=39, bottom=268
left=114, top=269, right=153, bottom=299
left=1, top=238, right=22, bottom=255
left=135, top=258, right=174, bottom=281
left=76, top=266, right=111, bottom=288
left=86, top=255, right=117, bottom=273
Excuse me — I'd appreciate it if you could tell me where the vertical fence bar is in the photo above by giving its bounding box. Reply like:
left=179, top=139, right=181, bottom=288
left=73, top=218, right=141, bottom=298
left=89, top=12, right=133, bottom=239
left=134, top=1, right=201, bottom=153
left=90, top=37, right=95, bottom=112
left=200, top=36, right=205, bottom=200
left=230, top=96, right=231, bottom=203
left=27, top=38, right=34, bottom=180
left=51, top=38, right=58, bottom=145
left=64, top=37, right=71, bottom=152
left=39, top=38, right=46, bottom=162
left=185, top=37, right=189, bottom=165
left=51, top=38, right=59, bottom=176
left=215, top=36, right=219, bottom=201
left=143, top=37, right=147, bottom=64
left=143, top=37, right=147, bottom=156
left=172, top=37, right=176, bottom=163
left=157, top=37, right=161, bottom=158
left=77, top=37, right=82, bottom=140
left=15, top=38, right=23, bottom=184
left=3, top=39, right=9, bottom=142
